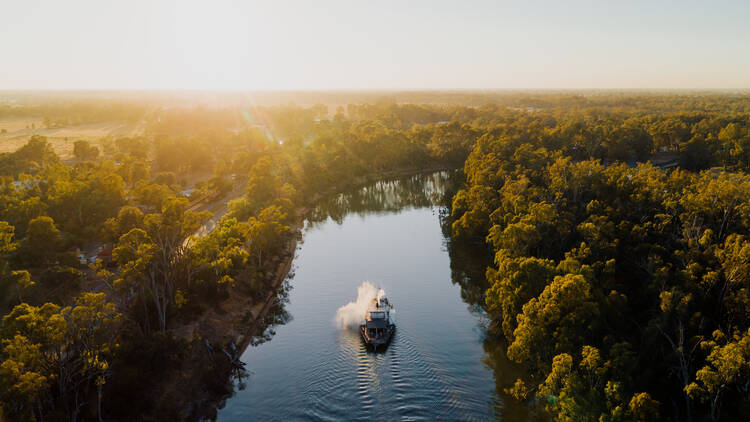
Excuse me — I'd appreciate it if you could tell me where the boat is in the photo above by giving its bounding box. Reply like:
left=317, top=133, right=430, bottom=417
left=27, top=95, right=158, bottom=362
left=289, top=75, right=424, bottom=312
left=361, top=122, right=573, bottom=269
left=359, top=294, right=395, bottom=351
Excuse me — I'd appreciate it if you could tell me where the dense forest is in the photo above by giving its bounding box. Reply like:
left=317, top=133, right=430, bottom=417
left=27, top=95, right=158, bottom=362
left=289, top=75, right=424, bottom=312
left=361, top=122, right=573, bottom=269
left=446, top=98, right=750, bottom=421
left=1, top=92, right=749, bottom=420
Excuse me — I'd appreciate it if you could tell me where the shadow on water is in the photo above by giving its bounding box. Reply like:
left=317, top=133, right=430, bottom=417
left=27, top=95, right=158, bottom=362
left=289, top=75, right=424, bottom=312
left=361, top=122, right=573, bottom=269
left=202, top=279, right=294, bottom=420
left=208, top=169, right=548, bottom=421
left=228, top=287, right=294, bottom=390
left=247, top=277, right=294, bottom=347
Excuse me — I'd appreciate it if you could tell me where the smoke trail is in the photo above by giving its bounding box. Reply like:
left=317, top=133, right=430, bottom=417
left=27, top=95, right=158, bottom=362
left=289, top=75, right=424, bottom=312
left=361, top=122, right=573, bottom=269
left=335, top=281, right=386, bottom=329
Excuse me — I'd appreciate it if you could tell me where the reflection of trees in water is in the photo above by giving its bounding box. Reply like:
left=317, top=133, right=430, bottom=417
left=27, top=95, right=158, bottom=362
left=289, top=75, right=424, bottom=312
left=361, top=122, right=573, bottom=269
left=436, top=176, right=493, bottom=312
left=248, top=277, right=293, bottom=347
left=308, top=170, right=463, bottom=227
left=234, top=277, right=293, bottom=379
left=224, top=280, right=293, bottom=401
left=438, top=179, right=550, bottom=421
left=440, top=223, right=493, bottom=311
left=202, top=278, right=294, bottom=421
left=482, top=335, right=551, bottom=421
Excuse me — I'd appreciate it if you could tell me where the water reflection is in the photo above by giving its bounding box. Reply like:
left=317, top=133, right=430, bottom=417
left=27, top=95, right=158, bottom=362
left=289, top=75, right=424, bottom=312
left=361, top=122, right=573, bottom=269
left=440, top=216, right=493, bottom=311
left=247, top=278, right=293, bottom=347
left=198, top=279, right=294, bottom=421
left=308, top=171, right=463, bottom=226
left=437, top=183, right=550, bottom=421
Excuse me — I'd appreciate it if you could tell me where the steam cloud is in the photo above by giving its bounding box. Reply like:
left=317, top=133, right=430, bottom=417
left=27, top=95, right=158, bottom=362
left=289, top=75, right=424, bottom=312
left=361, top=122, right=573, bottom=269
left=335, top=281, right=389, bottom=329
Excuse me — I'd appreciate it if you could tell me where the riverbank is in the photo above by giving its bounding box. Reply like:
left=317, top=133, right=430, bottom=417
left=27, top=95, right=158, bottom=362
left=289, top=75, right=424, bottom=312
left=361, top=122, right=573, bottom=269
left=165, top=220, right=302, bottom=420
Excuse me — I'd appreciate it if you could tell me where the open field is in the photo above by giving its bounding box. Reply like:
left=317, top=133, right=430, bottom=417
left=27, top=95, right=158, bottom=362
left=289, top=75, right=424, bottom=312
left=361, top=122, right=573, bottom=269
left=0, top=118, right=143, bottom=158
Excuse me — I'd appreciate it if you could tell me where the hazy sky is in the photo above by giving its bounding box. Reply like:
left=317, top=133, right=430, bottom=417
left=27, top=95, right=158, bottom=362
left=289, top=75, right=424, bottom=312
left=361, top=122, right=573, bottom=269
left=2, top=0, right=750, bottom=90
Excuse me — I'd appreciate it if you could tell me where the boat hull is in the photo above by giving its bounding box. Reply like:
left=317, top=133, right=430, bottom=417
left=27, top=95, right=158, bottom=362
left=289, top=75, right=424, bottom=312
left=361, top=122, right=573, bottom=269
left=359, top=324, right=395, bottom=351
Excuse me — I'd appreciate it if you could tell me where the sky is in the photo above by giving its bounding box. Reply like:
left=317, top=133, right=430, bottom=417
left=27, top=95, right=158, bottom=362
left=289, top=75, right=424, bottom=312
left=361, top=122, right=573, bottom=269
left=1, top=0, right=750, bottom=90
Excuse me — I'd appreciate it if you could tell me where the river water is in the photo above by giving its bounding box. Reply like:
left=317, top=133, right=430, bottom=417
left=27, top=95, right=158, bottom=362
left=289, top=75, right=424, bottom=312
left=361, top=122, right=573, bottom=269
left=216, top=172, right=547, bottom=421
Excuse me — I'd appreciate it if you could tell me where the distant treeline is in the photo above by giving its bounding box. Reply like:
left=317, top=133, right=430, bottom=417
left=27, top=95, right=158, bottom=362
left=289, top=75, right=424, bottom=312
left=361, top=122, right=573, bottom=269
left=0, top=102, right=148, bottom=127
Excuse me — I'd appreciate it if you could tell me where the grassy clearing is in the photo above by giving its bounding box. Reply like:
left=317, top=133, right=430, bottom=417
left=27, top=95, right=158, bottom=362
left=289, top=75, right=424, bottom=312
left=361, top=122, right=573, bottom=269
left=0, top=119, right=143, bottom=158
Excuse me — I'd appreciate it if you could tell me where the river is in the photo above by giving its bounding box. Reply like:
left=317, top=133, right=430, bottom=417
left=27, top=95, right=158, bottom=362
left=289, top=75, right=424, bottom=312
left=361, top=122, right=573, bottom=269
left=215, top=171, right=547, bottom=421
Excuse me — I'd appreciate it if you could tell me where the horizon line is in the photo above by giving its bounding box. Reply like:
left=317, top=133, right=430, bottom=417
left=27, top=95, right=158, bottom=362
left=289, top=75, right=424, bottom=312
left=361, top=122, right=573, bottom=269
left=2, top=88, right=750, bottom=93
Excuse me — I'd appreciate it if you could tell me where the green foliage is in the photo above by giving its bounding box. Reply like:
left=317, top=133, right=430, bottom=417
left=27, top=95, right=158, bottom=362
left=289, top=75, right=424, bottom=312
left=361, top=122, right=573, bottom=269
left=131, top=180, right=174, bottom=211
left=0, top=221, right=34, bottom=309
left=246, top=205, right=292, bottom=268
left=73, top=140, right=100, bottom=161
left=507, top=274, right=599, bottom=365
left=486, top=251, right=557, bottom=339
left=0, top=293, right=121, bottom=421
left=21, top=216, right=62, bottom=267
left=113, top=198, right=210, bottom=332
left=0, top=136, right=61, bottom=176
left=47, top=162, right=126, bottom=238
left=450, top=186, right=499, bottom=240
left=686, top=329, right=750, bottom=421
left=449, top=100, right=750, bottom=421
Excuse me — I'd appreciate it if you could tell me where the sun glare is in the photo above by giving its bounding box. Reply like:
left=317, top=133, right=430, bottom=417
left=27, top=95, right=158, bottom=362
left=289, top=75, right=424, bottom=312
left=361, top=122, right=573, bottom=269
left=166, top=2, right=263, bottom=89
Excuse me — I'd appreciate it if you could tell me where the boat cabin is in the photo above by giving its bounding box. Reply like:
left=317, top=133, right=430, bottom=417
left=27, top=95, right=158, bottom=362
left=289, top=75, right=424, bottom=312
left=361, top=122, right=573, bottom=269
left=359, top=293, right=395, bottom=350
left=364, top=297, right=392, bottom=339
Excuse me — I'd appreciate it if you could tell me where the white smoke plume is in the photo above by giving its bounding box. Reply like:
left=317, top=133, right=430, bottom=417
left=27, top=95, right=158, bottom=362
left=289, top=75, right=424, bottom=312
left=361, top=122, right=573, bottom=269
left=335, top=281, right=387, bottom=329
